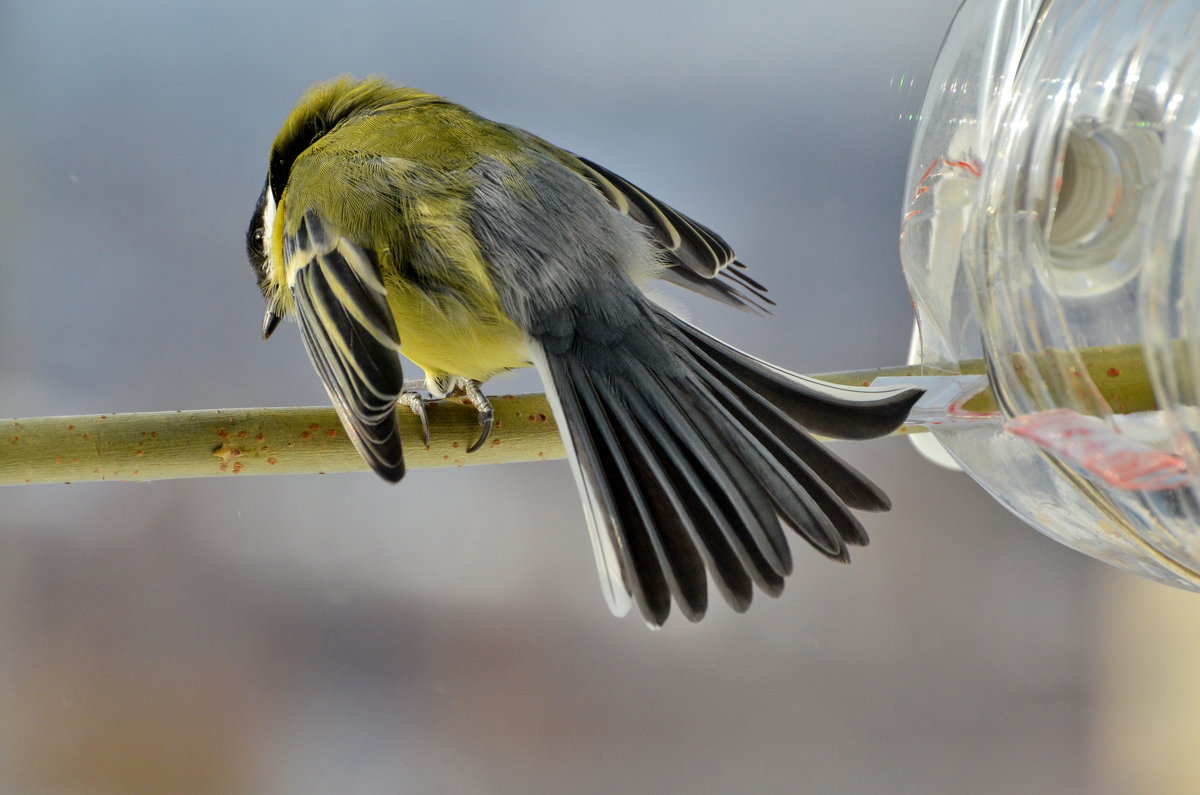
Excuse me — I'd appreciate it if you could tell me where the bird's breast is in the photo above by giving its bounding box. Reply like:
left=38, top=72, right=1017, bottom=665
left=384, top=275, right=530, bottom=382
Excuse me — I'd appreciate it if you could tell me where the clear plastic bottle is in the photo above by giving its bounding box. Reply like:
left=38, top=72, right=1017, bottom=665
left=901, top=0, right=1200, bottom=588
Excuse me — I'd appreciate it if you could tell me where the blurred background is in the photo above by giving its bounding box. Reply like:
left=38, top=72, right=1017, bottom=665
left=2, top=1, right=1195, bottom=792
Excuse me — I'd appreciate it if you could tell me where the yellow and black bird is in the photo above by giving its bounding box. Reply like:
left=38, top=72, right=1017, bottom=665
left=246, top=75, right=922, bottom=626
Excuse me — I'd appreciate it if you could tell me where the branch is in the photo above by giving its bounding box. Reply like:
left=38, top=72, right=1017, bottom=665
left=1, top=345, right=1156, bottom=486
left=1, top=396, right=563, bottom=485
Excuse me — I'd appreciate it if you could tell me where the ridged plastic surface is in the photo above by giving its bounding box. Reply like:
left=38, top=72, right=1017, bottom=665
left=902, top=0, right=1200, bottom=587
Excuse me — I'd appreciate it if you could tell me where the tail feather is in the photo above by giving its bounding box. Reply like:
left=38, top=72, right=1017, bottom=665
left=623, top=385, right=791, bottom=592
left=664, top=318, right=894, bottom=515
left=529, top=302, right=923, bottom=627
left=670, top=382, right=843, bottom=561
left=543, top=352, right=677, bottom=624
left=538, top=359, right=634, bottom=619
left=576, top=374, right=708, bottom=623
left=616, top=387, right=766, bottom=609
left=626, top=418, right=756, bottom=612
left=537, top=343, right=790, bottom=624
left=679, top=351, right=871, bottom=546
left=665, top=309, right=923, bottom=441
left=543, top=348, right=790, bottom=619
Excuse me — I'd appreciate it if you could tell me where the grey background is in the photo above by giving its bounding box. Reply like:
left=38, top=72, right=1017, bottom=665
left=0, top=1, right=1136, bottom=792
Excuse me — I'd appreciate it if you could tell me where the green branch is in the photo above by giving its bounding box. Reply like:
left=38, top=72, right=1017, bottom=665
left=1, top=396, right=565, bottom=485
left=0, top=345, right=1158, bottom=486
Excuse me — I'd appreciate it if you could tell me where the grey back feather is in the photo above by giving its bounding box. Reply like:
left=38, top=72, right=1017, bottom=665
left=468, top=155, right=662, bottom=329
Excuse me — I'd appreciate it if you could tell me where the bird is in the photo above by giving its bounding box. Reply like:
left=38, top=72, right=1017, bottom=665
left=245, top=75, right=923, bottom=627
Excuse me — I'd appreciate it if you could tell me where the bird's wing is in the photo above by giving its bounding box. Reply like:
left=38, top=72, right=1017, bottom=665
left=281, top=203, right=407, bottom=481
left=571, top=155, right=773, bottom=312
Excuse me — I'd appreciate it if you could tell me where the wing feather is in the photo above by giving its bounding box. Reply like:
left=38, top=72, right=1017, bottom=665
left=285, top=208, right=407, bottom=481
left=572, top=156, right=772, bottom=312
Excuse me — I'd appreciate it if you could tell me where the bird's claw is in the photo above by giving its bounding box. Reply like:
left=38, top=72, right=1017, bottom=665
left=398, top=391, right=430, bottom=446
left=462, top=380, right=494, bottom=453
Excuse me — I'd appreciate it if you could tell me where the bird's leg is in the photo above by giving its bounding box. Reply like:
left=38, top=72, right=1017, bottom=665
left=397, top=390, right=430, bottom=446
left=461, top=379, right=494, bottom=453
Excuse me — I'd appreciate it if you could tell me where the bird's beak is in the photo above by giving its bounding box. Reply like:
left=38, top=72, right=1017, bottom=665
left=262, top=308, right=283, bottom=339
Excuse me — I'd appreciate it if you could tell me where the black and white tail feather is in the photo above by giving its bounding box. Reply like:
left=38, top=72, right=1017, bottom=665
left=530, top=298, right=919, bottom=626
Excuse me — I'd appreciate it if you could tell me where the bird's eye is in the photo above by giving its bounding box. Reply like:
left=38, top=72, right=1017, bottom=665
left=253, top=228, right=265, bottom=252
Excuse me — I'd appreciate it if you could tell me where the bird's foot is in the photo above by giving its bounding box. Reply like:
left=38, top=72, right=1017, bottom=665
left=461, top=380, right=494, bottom=453
left=397, top=391, right=431, bottom=446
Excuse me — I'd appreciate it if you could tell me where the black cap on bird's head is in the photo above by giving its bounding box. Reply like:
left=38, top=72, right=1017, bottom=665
left=245, top=181, right=283, bottom=339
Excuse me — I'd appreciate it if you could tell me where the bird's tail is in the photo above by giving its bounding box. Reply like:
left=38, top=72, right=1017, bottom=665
left=531, top=302, right=923, bottom=627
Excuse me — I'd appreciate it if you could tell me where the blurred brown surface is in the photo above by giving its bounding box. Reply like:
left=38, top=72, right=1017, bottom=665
left=0, top=443, right=1098, bottom=794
